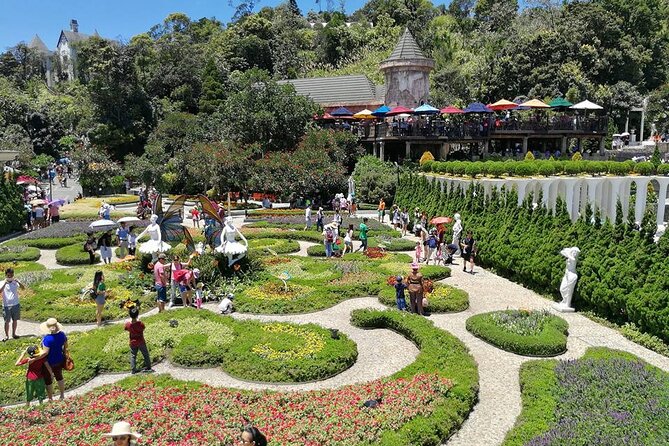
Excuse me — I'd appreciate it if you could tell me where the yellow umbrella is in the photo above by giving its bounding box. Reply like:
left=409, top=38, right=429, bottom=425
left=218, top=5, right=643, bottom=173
left=353, top=109, right=375, bottom=119
left=518, top=99, right=551, bottom=109
left=487, top=99, right=518, bottom=111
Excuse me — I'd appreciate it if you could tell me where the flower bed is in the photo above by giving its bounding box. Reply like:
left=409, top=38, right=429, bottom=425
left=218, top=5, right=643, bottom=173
left=306, top=236, right=415, bottom=256
left=379, top=282, right=469, bottom=313
left=503, top=347, right=669, bottom=446
left=0, top=309, right=357, bottom=405
left=466, top=310, right=568, bottom=356
left=0, top=261, right=45, bottom=275
left=55, top=243, right=100, bottom=265
left=247, top=237, right=300, bottom=254
left=0, top=245, right=40, bottom=262
left=377, top=261, right=452, bottom=281
left=0, top=309, right=477, bottom=445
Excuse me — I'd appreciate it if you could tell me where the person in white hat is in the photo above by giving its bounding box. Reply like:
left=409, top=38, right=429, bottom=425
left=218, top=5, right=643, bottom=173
left=103, top=421, right=142, bottom=445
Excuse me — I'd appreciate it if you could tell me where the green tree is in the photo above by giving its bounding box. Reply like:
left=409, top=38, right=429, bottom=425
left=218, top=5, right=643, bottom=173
left=198, top=59, right=229, bottom=113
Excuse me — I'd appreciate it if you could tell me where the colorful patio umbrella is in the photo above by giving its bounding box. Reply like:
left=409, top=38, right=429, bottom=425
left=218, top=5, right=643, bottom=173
left=353, top=109, right=375, bottom=119
left=330, top=106, right=354, bottom=116
left=413, top=103, right=440, bottom=114
left=314, top=112, right=335, bottom=120
left=371, top=105, right=391, bottom=116
left=518, top=99, right=551, bottom=109
left=16, top=175, right=38, bottom=185
left=48, top=199, right=66, bottom=207
left=548, top=97, right=573, bottom=108
left=440, top=105, right=464, bottom=114
left=386, top=106, right=414, bottom=116
left=463, top=102, right=493, bottom=113
left=430, top=216, right=453, bottom=225
left=570, top=100, right=603, bottom=110
left=487, top=99, right=518, bottom=111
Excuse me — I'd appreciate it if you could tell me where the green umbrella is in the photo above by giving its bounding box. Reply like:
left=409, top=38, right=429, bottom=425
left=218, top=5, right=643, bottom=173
left=549, top=97, right=573, bottom=108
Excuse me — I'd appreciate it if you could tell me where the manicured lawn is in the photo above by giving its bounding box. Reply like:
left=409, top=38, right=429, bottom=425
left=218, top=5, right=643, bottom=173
left=378, top=282, right=469, bottom=313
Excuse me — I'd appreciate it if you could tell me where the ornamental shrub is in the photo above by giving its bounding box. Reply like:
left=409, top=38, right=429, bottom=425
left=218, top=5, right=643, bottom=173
left=421, top=160, right=435, bottom=172
left=55, top=243, right=100, bottom=265
left=352, top=156, right=397, bottom=206
left=514, top=161, right=537, bottom=177
left=538, top=162, right=556, bottom=177
left=0, top=179, right=26, bottom=237
left=608, top=161, right=630, bottom=176
left=563, top=161, right=581, bottom=175
left=524, top=151, right=535, bottom=160
left=657, top=164, right=669, bottom=175
left=633, top=161, right=655, bottom=175
left=452, top=161, right=466, bottom=175
left=571, top=151, right=583, bottom=161
left=419, top=151, right=435, bottom=166
left=488, top=162, right=507, bottom=178
left=504, top=159, right=516, bottom=176
left=465, top=162, right=482, bottom=178
left=0, top=245, right=40, bottom=262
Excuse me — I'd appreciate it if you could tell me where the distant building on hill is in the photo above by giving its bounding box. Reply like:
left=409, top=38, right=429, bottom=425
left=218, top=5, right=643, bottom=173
left=280, top=28, right=432, bottom=113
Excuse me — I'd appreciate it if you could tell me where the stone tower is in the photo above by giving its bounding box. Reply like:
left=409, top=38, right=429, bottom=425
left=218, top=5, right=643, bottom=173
left=379, top=28, right=434, bottom=108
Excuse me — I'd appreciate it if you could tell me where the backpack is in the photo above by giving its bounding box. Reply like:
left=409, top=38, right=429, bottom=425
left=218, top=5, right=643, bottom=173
left=427, top=237, right=437, bottom=249
left=326, top=228, right=334, bottom=242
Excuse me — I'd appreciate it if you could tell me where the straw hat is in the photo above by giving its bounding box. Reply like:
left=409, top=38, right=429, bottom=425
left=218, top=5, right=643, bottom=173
left=103, top=421, right=142, bottom=440
left=39, top=318, right=63, bottom=335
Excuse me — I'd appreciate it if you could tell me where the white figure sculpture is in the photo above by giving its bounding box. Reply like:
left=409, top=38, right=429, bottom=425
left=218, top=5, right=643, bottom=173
left=137, top=214, right=171, bottom=260
left=554, top=247, right=580, bottom=312
left=452, top=213, right=462, bottom=256
left=215, top=216, right=249, bottom=266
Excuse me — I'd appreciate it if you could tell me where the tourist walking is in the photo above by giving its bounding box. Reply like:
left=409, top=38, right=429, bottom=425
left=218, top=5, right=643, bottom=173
left=1, top=268, right=24, bottom=341
left=103, top=421, right=142, bottom=446
left=425, top=231, right=438, bottom=264
left=84, top=232, right=97, bottom=264
left=168, top=255, right=191, bottom=308
left=407, top=263, right=425, bottom=315
left=98, top=230, right=113, bottom=265
left=461, top=230, right=477, bottom=274
left=47, top=203, right=60, bottom=224
left=392, top=205, right=401, bottom=229
left=414, top=241, right=422, bottom=264
left=15, top=345, right=51, bottom=406
left=154, top=253, right=168, bottom=312
left=316, top=207, right=324, bottom=232
left=355, top=217, right=369, bottom=252
left=401, top=208, right=409, bottom=236
left=93, top=271, right=106, bottom=326
left=378, top=198, right=386, bottom=223
left=342, top=224, right=354, bottom=255
left=333, top=209, right=343, bottom=235
left=127, top=227, right=137, bottom=256
left=39, top=318, right=68, bottom=401
left=323, top=224, right=335, bottom=258
left=394, top=276, right=408, bottom=311
left=190, top=206, right=200, bottom=228
left=116, top=222, right=129, bottom=259
left=125, top=304, right=152, bottom=374
left=304, top=204, right=312, bottom=230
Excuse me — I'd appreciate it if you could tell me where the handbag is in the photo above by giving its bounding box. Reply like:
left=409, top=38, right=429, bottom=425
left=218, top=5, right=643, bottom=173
left=64, top=353, right=75, bottom=371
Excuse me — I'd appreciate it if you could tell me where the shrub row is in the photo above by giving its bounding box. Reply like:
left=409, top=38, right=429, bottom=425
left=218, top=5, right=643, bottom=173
left=396, top=175, right=669, bottom=343
left=422, top=159, right=669, bottom=178
left=6, top=235, right=86, bottom=249
left=55, top=243, right=99, bottom=265
left=0, top=245, right=41, bottom=262
left=465, top=310, right=569, bottom=356
left=305, top=236, right=415, bottom=256
left=351, top=309, right=478, bottom=445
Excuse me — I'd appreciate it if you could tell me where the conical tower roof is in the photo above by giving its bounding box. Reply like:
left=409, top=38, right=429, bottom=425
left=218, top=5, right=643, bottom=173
left=28, top=34, right=51, bottom=55
left=385, top=28, right=430, bottom=62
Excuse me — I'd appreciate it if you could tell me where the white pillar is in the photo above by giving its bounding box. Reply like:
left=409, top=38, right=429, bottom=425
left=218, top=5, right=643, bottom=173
left=373, top=143, right=378, bottom=157
left=607, top=178, right=625, bottom=222
left=405, top=141, right=411, bottom=159
left=656, top=177, right=669, bottom=225
left=584, top=178, right=603, bottom=216
left=515, top=179, right=532, bottom=205
left=379, top=142, right=385, bottom=161
left=539, top=178, right=553, bottom=207
left=634, top=177, right=650, bottom=223
left=561, top=178, right=581, bottom=221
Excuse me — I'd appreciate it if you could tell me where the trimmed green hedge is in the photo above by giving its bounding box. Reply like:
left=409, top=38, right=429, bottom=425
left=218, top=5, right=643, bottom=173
left=247, top=238, right=301, bottom=254
left=422, top=159, right=662, bottom=177
left=5, top=235, right=86, bottom=249
left=0, top=245, right=41, bottom=262
left=306, top=236, right=415, bottom=257
left=351, top=309, right=478, bottom=445
left=378, top=283, right=469, bottom=313
left=466, top=310, right=568, bottom=356
left=55, top=243, right=100, bottom=265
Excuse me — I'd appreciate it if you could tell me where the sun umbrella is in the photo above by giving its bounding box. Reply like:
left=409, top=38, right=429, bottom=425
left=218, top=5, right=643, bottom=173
left=30, top=199, right=48, bottom=206
left=371, top=105, right=391, bottom=116
left=487, top=99, right=518, bottom=111
left=316, top=112, right=335, bottom=120
left=430, top=216, right=453, bottom=225
left=518, top=99, right=550, bottom=109
left=548, top=97, right=573, bottom=108
left=463, top=102, right=493, bottom=113
left=440, top=106, right=464, bottom=114
left=16, top=175, right=38, bottom=185
left=48, top=199, right=66, bottom=207
left=330, top=106, right=354, bottom=117
left=570, top=100, right=603, bottom=110
left=117, top=216, right=142, bottom=224
left=26, top=185, right=40, bottom=192
left=89, top=219, right=118, bottom=231
left=353, top=109, right=375, bottom=119
left=386, top=106, right=414, bottom=116
left=172, top=269, right=192, bottom=283
left=413, top=103, right=440, bottom=114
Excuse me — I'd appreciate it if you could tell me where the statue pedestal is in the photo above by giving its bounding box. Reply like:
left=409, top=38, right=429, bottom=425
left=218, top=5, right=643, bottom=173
left=552, top=302, right=575, bottom=313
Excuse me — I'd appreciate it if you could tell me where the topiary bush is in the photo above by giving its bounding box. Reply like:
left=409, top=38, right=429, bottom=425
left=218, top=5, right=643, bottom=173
left=55, top=243, right=100, bottom=265
left=657, top=163, right=669, bottom=176
left=419, top=151, right=435, bottom=166
left=452, top=161, right=466, bottom=176
left=466, top=309, right=568, bottom=356
left=488, top=162, right=507, bottom=178
left=514, top=161, right=537, bottom=177
left=0, top=245, right=40, bottom=262
left=563, top=161, right=582, bottom=175
left=633, top=161, right=655, bottom=175
left=378, top=282, right=469, bottom=313
left=464, top=162, right=482, bottom=178
left=538, top=162, right=556, bottom=177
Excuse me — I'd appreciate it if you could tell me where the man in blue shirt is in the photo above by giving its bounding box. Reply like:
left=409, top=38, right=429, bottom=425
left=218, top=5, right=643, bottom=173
left=116, top=222, right=129, bottom=259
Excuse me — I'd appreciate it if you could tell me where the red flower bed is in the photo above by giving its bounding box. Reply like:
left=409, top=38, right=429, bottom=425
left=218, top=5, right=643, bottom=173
left=364, top=247, right=386, bottom=259
left=0, top=374, right=451, bottom=445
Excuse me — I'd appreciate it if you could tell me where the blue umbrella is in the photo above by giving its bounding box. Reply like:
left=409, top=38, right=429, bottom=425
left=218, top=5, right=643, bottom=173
left=371, top=105, right=391, bottom=116
left=331, top=106, right=354, bottom=117
left=463, top=102, right=493, bottom=113
left=413, top=103, right=440, bottom=114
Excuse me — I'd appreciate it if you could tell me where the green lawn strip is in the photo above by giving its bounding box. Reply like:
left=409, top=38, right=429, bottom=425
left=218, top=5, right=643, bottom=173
left=0, top=245, right=41, bottom=262
left=306, top=236, right=415, bottom=256
left=466, top=310, right=568, bottom=357
left=0, top=309, right=357, bottom=406
left=55, top=243, right=100, bottom=266
left=378, top=283, right=469, bottom=313
left=351, top=309, right=479, bottom=445
left=4, top=235, right=86, bottom=249
left=503, top=347, right=667, bottom=446
left=19, top=265, right=151, bottom=324
left=0, top=262, right=46, bottom=274
left=247, top=238, right=301, bottom=254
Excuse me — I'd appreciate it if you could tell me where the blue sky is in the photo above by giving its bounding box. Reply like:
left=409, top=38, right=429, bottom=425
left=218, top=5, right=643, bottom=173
left=0, top=0, right=377, bottom=51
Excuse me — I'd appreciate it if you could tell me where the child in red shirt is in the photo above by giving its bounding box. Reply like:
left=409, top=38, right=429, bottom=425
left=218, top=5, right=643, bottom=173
left=15, top=345, right=52, bottom=406
left=124, top=304, right=153, bottom=374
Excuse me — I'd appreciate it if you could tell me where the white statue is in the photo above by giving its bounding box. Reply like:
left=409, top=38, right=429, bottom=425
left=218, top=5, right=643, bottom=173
left=554, top=247, right=580, bottom=312
left=215, top=216, right=249, bottom=266
left=452, top=213, right=462, bottom=256
left=137, top=214, right=171, bottom=259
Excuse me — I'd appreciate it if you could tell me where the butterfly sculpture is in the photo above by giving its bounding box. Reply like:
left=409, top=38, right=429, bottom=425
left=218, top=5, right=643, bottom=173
left=152, top=194, right=195, bottom=253
left=197, top=195, right=225, bottom=250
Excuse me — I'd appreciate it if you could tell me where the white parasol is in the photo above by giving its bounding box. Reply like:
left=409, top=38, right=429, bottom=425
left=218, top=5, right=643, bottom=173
left=117, top=216, right=142, bottom=224
left=89, top=219, right=118, bottom=231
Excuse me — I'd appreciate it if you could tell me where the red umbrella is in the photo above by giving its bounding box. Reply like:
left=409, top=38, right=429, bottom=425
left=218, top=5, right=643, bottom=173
left=487, top=99, right=519, bottom=111
left=16, top=175, right=38, bottom=185
left=314, top=113, right=335, bottom=120
left=172, top=269, right=192, bottom=283
left=386, top=106, right=414, bottom=116
left=430, top=216, right=453, bottom=225
left=440, top=106, right=464, bottom=114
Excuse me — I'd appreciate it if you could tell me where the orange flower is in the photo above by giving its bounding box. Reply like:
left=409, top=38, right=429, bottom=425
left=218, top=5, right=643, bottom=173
left=233, top=263, right=241, bottom=271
